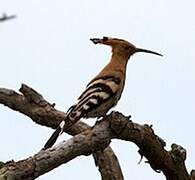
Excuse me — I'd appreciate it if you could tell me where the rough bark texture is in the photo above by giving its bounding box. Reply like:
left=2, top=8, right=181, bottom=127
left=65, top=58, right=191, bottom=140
left=0, top=84, right=194, bottom=180
left=0, top=84, right=123, bottom=180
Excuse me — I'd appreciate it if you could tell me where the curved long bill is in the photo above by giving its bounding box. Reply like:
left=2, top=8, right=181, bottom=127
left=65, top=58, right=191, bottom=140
left=136, top=48, right=163, bottom=56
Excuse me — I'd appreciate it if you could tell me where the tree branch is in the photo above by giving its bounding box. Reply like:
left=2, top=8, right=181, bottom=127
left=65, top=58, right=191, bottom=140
left=0, top=13, right=16, bottom=22
left=0, top=111, right=193, bottom=179
left=0, top=84, right=123, bottom=180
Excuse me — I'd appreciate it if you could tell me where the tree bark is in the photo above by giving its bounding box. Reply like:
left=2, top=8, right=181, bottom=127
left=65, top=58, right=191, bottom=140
left=0, top=84, right=123, bottom=180
left=0, top=84, right=194, bottom=180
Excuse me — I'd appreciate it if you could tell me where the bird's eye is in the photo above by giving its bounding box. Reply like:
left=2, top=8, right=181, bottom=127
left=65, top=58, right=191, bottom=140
left=103, top=36, right=108, bottom=41
left=124, top=46, right=130, bottom=50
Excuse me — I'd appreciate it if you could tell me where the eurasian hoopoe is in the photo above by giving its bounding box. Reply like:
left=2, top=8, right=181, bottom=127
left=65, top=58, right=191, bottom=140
left=43, top=36, right=162, bottom=149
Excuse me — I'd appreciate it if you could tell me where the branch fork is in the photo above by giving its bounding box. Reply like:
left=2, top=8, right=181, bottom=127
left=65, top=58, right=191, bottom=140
left=0, top=84, right=194, bottom=180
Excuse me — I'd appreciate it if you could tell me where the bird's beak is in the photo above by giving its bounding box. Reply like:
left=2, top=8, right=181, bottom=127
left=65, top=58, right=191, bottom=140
left=136, top=48, right=163, bottom=56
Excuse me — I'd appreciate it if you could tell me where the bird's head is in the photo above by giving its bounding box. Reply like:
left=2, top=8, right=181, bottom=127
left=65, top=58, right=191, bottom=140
left=90, top=36, right=162, bottom=59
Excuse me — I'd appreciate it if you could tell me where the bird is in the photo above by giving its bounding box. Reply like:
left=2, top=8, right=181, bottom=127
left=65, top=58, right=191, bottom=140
left=43, top=36, right=162, bottom=149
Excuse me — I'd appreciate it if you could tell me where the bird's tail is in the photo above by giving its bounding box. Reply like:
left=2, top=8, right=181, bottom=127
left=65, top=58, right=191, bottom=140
left=43, top=121, right=65, bottom=149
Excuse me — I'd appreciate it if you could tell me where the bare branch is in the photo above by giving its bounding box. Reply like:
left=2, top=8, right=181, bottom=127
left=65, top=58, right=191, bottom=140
left=0, top=111, right=192, bottom=179
left=0, top=13, right=16, bottom=22
left=191, top=170, right=195, bottom=180
left=0, top=85, right=124, bottom=180
left=0, top=119, right=112, bottom=179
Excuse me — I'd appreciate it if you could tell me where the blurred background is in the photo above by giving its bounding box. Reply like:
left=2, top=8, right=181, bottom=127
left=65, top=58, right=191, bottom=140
left=0, top=0, right=195, bottom=179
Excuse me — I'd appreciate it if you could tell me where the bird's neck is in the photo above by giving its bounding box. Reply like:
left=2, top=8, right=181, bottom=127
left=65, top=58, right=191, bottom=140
left=97, top=52, right=129, bottom=78
left=109, top=52, right=129, bottom=71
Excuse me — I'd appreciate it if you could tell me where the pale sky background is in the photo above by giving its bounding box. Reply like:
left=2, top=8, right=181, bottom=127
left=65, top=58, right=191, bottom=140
left=0, top=0, right=195, bottom=179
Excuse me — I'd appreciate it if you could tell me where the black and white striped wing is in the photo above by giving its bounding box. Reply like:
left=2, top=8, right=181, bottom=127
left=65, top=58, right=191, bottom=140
left=67, top=76, right=121, bottom=121
left=43, top=76, right=121, bottom=149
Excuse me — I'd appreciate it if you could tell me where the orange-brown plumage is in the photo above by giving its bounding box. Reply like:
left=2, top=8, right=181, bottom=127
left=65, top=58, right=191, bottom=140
left=43, top=36, right=162, bottom=149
